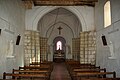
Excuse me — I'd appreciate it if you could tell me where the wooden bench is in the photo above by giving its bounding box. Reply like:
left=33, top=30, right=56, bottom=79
left=71, top=68, right=106, bottom=77
left=66, top=62, right=99, bottom=71
left=13, top=69, right=49, bottom=74
left=19, top=66, right=52, bottom=76
left=73, top=68, right=106, bottom=72
left=79, top=78, right=120, bottom=80
left=3, top=72, right=48, bottom=80
left=29, top=62, right=53, bottom=71
left=0, top=79, right=15, bottom=80
left=70, top=68, right=105, bottom=80
left=18, top=65, right=52, bottom=79
left=30, top=61, right=53, bottom=65
left=19, top=66, right=50, bottom=70
left=65, top=61, right=94, bottom=71
left=65, top=60, right=101, bottom=79
left=68, top=65, right=100, bottom=76
left=69, top=64, right=100, bottom=69
left=12, top=69, right=51, bottom=79
left=72, top=72, right=116, bottom=80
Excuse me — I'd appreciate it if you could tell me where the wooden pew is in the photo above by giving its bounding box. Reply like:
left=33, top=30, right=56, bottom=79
left=73, top=68, right=106, bottom=72
left=29, top=62, right=53, bottom=71
left=69, top=64, right=100, bottom=69
left=65, top=60, right=80, bottom=68
left=71, top=68, right=106, bottom=77
left=70, top=68, right=105, bottom=80
left=18, top=65, right=52, bottom=80
left=65, top=60, right=118, bottom=80
left=80, top=78, right=120, bottom=80
left=68, top=65, right=100, bottom=77
left=65, top=60, right=101, bottom=80
left=30, top=61, right=53, bottom=65
left=12, top=69, right=50, bottom=78
left=19, top=65, right=50, bottom=70
left=70, top=65, right=100, bottom=72
left=72, top=71, right=116, bottom=80
left=66, top=60, right=99, bottom=71
left=3, top=72, right=48, bottom=80
left=65, top=60, right=93, bottom=71
left=13, top=69, right=49, bottom=74
left=0, top=79, right=15, bottom=80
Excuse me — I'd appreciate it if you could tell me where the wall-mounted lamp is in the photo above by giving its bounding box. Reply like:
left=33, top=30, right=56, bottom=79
left=101, top=34, right=107, bottom=46
left=16, top=34, right=21, bottom=45
left=0, top=29, right=1, bottom=35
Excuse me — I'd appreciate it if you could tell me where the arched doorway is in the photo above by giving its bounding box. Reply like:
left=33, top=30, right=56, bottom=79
left=53, top=36, right=66, bottom=62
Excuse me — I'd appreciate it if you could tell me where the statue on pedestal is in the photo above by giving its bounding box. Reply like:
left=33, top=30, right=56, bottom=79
left=108, top=41, right=116, bottom=59
left=7, top=40, right=14, bottom=57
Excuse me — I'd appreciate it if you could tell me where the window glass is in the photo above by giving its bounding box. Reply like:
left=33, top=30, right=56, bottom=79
left=104, top=1, right=111, bottom=28
left=56, top=41, right=62, bottom=50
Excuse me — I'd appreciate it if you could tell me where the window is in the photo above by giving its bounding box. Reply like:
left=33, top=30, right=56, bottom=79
left=104, top=1, right=111, bottom=28
left=56, top=41, right=62, bottom=50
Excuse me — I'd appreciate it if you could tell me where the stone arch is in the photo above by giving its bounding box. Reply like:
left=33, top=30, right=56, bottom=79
left=31, top=6, right=86, bottom=31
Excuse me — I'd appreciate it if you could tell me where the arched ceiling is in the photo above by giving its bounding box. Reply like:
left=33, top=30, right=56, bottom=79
left=37, top=8, right=82, bottom=38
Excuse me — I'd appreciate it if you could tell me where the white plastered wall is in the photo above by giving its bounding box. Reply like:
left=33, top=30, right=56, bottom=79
left=95, top=0, right=120, bottom=77
left=0, top=0, right=25, bottom=78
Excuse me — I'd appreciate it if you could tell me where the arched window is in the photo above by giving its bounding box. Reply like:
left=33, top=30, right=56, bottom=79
left=56, top=41, right=62, bottom=50
left=104, top=1, right=111, bottom=28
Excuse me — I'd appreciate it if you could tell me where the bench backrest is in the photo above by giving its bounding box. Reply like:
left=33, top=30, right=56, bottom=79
left=80, top=78, right=120, bottom=80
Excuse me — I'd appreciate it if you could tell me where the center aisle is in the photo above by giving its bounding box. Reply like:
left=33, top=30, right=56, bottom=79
left=50, top=62, right=71, bottom=80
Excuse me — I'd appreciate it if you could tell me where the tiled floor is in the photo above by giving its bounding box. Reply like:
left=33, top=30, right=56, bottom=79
left=50, top=62, right=71, bottom=80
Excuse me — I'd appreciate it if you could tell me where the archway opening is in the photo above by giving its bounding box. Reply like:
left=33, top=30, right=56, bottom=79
left=36, top=7, right=82, bottom=61
left=53, top=36, right=66, bottom=62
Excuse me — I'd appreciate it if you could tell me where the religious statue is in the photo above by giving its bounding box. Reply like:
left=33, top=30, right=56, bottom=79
left=7, top=40, right=14, bottom=57
left=108, top=41, right=116, bottom=59
left=47, top=45, right=51, bottom=54
left=68, top=45, right=71, bottom=54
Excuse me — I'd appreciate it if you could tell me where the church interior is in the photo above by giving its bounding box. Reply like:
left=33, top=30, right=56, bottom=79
left=0, top=0, right=120, bottom=80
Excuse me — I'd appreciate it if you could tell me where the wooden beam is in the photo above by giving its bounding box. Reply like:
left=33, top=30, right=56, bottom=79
left=22, top=0, right=33, bottom=9
left=34, top=1, right=95, bottom=6
left=22, top=0, right=98, bottom=6
left=22, top=0, right=98, bottom=1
